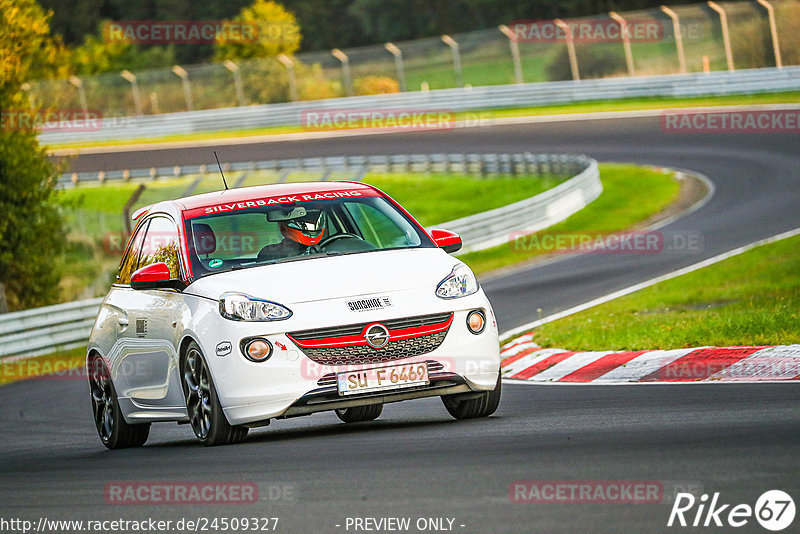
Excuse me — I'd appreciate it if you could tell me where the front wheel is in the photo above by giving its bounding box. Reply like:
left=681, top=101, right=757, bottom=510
left=335, top=404, right=383, bottom=423
left=88, top=355, right=150, bottom=449
left=181, top=342, right=248, bottom=446
left=442, top=376, right=501, bottom=420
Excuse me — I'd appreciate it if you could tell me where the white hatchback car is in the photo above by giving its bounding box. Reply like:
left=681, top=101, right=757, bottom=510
left=87, top=181, right=501, bottom=448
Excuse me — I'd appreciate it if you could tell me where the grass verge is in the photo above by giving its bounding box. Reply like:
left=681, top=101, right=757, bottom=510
left=462, top=163, right=682, bottom=275
left=521, top=235, right=800, bottom=351
left=47, top=91, right=800, bottom=151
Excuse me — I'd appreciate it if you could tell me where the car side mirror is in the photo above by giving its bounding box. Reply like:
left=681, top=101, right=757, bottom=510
left=429, top=229, right=462, bottom=254
left=130, top=262, right=185, bottom=291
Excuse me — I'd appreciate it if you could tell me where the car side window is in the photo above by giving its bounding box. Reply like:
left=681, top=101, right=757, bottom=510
left=117, top=221, right=149, bottom=285
left=137, top=216, right=182, bottom=279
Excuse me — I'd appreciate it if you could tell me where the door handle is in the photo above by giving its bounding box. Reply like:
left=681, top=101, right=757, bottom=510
left=118, top=317, right=129, bottom=326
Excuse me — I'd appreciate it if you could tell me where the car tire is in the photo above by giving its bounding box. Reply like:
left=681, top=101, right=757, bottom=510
left=181, top=341, right=248, bottom=446
left=441, top=376, right=501, bottom=420
left=88, top=355, right=150, bottom=449
left=335, top=404, right=383, bottom=423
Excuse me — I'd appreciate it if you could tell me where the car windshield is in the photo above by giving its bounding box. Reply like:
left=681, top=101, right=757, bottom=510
left=184, top=195, right=432, bottom=278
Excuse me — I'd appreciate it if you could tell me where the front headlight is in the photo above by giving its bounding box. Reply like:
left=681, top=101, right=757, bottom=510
left=436, top=264, right=479, bottom=299
left=219, top=292, right=293, bottom=321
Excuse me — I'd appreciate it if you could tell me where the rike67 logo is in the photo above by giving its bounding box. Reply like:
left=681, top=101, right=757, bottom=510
left=668, top=490, right=795, bottom=531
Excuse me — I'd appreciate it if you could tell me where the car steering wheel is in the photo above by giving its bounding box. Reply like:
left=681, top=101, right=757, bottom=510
left=318, top=233, right=361, bottom=248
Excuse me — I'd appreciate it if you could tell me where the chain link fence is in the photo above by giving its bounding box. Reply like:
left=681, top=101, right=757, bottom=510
left=27, top=1, right=800, bottom=118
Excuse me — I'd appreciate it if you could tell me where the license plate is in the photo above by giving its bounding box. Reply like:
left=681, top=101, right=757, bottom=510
left=337, top=362, right=429, bottom=396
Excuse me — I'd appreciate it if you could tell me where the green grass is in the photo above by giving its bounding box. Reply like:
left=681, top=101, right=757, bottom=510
left=462, top=163, right=682, bottom=275
left=0, top=347, right=85, bottom=387
left=522, top=235, right=800, bottom=351
left=47, top=91, right=800, bottom=150
left=365, top=173, right=563, bottom=226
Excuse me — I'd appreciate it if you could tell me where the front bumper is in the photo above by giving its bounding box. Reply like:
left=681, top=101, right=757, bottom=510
left=194, top=297, right=500, bottom=426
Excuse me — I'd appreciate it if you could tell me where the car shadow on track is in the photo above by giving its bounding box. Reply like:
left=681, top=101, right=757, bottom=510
left=141, top=415, right=505, bottom=449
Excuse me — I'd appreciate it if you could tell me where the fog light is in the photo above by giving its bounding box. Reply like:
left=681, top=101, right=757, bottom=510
left=467, top=309, right=486, bottom=334
left=242, top=338, right=272, bottom=362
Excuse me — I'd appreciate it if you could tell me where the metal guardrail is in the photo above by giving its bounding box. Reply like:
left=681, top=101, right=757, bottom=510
left=59, top=151, right=588, bottom=185
left=7, top=153, right=599, bottom=360
left=0, top=297, right=103, bottom=360
left=40, top=66, right=800, bottom=145
left=440, top=156, right=601, bottom=253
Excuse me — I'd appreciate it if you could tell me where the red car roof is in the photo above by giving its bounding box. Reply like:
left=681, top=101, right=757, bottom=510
left=176, top=181, right=375, bottom=211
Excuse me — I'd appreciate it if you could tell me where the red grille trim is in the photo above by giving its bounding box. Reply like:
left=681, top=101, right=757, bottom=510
left=288, top=313, right=453, bottom=349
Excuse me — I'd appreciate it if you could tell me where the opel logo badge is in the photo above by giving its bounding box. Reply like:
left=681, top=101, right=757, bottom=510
left=364, top=323, right=390, bottom=349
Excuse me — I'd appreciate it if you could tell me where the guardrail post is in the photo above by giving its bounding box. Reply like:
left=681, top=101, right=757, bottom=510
left=708, top=1, right=734, bottom=72
left=384, top=43, right=407, bottom=91
left=441, top=35, right=464, bottom=88
left=609, top=12, right=635, bottom=76
left=554, top=19, right=580, bottom=81
left=121, top=70, right=143, bottom=116
left=277, top=54, right=298, bottom=102
left=223, top=60, right=247, bottom=106
left=660, top=6, right=687, bottom=74
left=498, top=25, right=524, bottom=84
left=331, top=49, right=354, bottom=97
left=172, top=65, right=194, bottom=111
left=756, top=0, right=783, bottom=69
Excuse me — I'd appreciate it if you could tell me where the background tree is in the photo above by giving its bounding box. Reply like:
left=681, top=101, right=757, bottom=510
left=0, top=0, right=68, bottom=311
left=214, top=0, right=301, bottom=61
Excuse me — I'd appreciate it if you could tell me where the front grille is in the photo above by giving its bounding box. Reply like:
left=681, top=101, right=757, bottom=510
left=302, top=329, right=448, bottom=366
left=290, top=312, right=452, bottom=342
left=316, top=360, right=446, bottom=386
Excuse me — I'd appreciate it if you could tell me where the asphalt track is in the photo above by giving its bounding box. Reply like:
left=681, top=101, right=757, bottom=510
left=0, top=116, right=797, bottom=533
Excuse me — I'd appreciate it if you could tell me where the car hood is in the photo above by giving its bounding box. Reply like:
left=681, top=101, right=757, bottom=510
left=186, top=248, right=459, bottom=304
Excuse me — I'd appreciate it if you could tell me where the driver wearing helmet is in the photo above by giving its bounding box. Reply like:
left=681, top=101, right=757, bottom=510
left=258, top=208, right=326, bottom=260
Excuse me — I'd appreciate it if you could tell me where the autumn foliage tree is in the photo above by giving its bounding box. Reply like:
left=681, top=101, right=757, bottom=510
left=0, top=0, right=68, bottom=311
left=214, top=0, right=301, bottom=61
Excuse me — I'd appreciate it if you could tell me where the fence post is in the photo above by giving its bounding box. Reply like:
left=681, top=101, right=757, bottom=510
left=332, top=49, right=354, bottom=97
left=384, top=43, right=407, bottom=91
left=223, top=60, right=247, bottom=106
left=277, top=54, right=298, bottom=102
left=554, top=19, right=580, bottom=81
left=708, top=1, right=734, bottom=72
left=171, top=65, right=194, bottom=111
left=441, top=35, right=464, bottom=88
left=122, top=184, right=146, bottom=235
left=0, top=283, right=7, bottom=314
left=609, top=12, right=635, bottom=76
left=121, top=70, right=143, bottom=116
left=68, top=76, right=88, bottom=113
left=661, top=6, right=687, bottom=74
left=756, top=0, right=783, bottom=69
left=498, top=25, right=524, bottom=84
